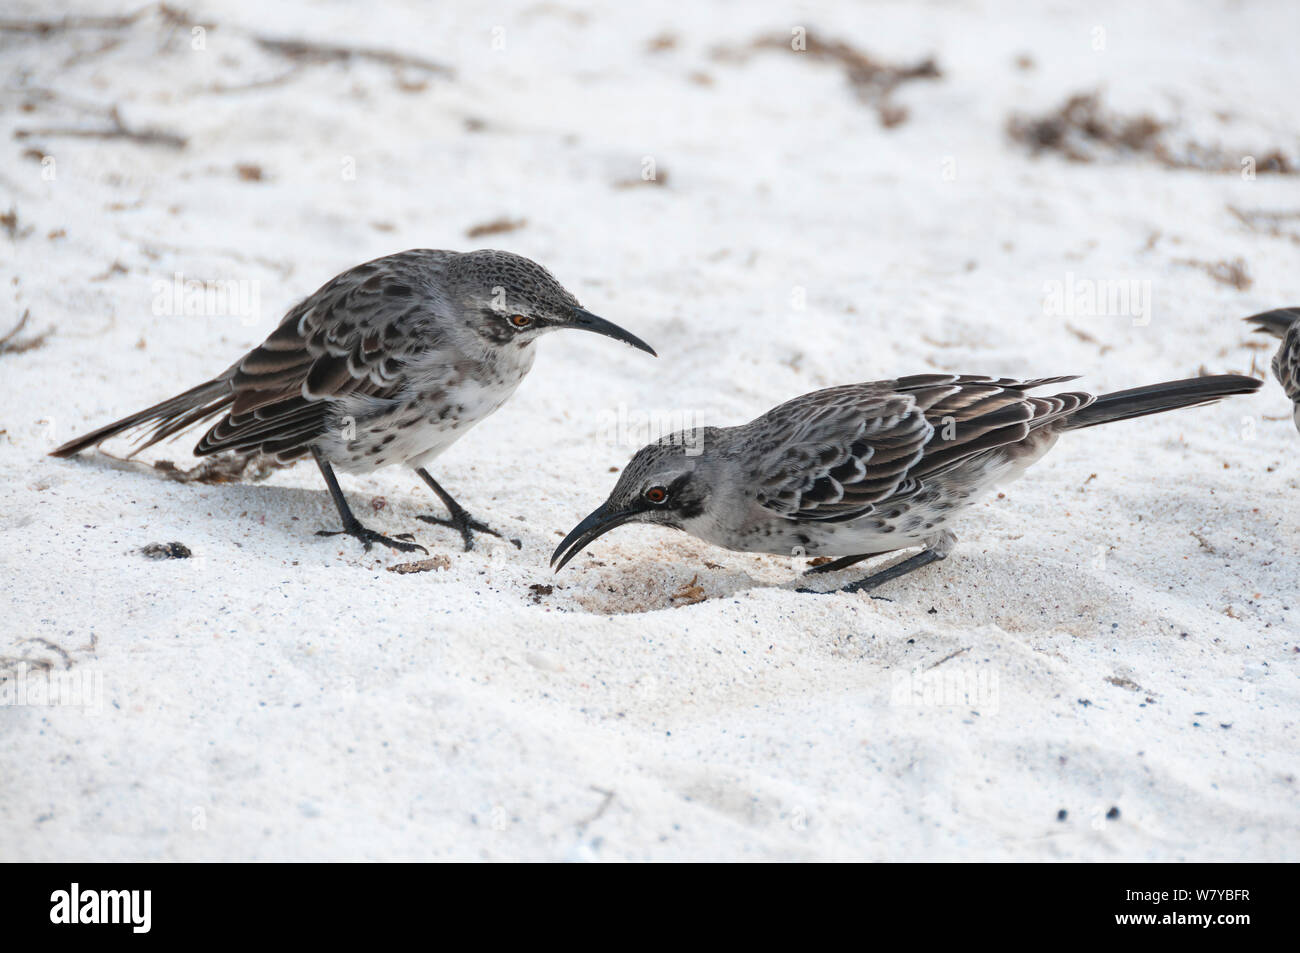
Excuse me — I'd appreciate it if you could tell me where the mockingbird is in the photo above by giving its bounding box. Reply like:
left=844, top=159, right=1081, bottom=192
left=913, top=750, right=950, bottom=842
left=552, top=373, right=1260, bottom=593
left=1244, top=307, right=1299, bottom=432
left=52, top=248, right=656, bottom=553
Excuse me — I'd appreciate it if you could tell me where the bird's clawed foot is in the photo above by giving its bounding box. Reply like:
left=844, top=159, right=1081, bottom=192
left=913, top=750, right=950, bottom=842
left=414, top=467, right=522, bottom=551
left=416, top=511, right=521, bottom=552
left=316, top=522, right=428, bottom=554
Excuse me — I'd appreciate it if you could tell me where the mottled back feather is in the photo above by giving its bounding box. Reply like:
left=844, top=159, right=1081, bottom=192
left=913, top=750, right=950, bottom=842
left=194, top=250, right=456, bottom=460
left=747, top=375, right=1089, bottom=521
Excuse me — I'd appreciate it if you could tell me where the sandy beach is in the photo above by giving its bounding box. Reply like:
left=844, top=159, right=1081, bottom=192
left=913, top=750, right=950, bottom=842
left=1, top=0, right=1296, bottom=861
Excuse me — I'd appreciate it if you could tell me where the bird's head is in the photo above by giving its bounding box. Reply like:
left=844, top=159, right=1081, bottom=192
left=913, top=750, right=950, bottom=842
left=551, top=435, right=715, bottom=571
left=449, top=249, right=655, bottom=355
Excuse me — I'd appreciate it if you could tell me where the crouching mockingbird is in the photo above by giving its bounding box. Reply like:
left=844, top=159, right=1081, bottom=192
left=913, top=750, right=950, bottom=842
left=52, top=248, right=656, bottom=553
left=552, top=373, right=1260, bottom=593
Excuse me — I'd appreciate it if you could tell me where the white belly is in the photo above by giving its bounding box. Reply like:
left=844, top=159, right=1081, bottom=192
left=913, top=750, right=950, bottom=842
left=319, top=375, right=525, bottom=474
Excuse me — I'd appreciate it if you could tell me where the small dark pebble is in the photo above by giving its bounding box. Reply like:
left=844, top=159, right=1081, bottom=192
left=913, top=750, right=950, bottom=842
left=1106, top=806, right=1120, bottom=820
left=1057, top=809, right=1068, bottom=822
left=141, top=541, right=191, bottom=559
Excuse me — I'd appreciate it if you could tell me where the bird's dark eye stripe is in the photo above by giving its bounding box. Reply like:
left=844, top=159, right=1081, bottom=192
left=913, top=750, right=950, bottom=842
left=644, top=473, right=692, bottom=506
left=667, top=474, right=693, bottom=495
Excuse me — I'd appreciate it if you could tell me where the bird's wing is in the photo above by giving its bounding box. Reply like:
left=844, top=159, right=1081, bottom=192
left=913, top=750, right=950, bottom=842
left=195, top=252, right=448, bottom=459
left=749, top=380, right=939, bottom=522
left=752, top=375, right=1091, bottom=521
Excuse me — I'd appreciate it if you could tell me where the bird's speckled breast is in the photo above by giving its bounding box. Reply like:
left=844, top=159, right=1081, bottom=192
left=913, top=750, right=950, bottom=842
left=317, top=343, right=536, bottom=473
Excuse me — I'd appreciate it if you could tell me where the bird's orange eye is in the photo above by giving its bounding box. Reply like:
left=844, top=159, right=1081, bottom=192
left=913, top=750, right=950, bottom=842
left=509, top=314, right=532, bottom=328
left=644, top=486, right=668, bottom=504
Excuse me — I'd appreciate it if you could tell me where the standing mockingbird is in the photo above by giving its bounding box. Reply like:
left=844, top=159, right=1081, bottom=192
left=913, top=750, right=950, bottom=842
left=52, top=248, right=656, bottom=553
left=1244, top=307, right=1300, bottom=433
left=552, top=373, right=1260, bottom=593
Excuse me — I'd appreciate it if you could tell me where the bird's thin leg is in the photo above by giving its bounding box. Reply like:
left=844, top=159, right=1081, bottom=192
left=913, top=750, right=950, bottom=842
left=312, top=448, right=427, bottom=554
left=414, top=468, right=522, bottom=551
left=799, top=531, right=955, bottom=595
left=804, top=552, right=882, bottom=575
left=836, top=549, right=943, bottom=593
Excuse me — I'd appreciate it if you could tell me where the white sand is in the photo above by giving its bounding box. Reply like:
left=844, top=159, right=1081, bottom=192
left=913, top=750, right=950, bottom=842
left=1, top=0, right=1296, bottom=861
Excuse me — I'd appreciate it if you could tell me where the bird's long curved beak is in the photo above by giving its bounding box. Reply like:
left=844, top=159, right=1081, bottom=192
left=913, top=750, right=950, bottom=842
left=551, top=503, right=639, bottom=572
left=567, top=308, right=657, bottom=356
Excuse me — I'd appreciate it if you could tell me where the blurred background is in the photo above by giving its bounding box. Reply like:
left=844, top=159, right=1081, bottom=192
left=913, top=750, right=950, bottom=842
left=4, top=0, right=1298, bottom=433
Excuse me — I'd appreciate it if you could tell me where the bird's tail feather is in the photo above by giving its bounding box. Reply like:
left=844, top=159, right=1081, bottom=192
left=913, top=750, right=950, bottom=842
left=1062, top=375, right=1260, bottom=430
left=49, top=378, right=234, bottom=458
left=1244, top=307, right=1300, bottom=340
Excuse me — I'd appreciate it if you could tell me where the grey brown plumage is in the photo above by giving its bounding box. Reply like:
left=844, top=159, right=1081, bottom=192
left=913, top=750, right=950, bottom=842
left=51, top=251, right=455, bottom=462
left=49, top=378, right=233, bottom=460
left=552, top=372, right=1262, bottom=592
left=747, top=375, right=1087, bottom=523
left=52, top=248, right=656, bottom=552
